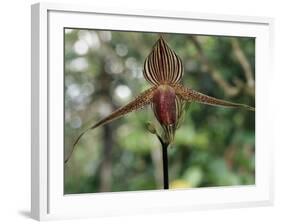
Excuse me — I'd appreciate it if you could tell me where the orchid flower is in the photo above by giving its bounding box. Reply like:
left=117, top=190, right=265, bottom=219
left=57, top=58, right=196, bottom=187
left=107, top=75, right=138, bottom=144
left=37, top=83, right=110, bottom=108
left=66, top=36, right=255, bottom=163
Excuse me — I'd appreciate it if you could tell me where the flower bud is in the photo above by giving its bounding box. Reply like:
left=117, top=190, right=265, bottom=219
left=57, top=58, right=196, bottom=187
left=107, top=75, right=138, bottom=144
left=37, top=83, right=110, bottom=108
left=145, top=122, right=157, bottom=134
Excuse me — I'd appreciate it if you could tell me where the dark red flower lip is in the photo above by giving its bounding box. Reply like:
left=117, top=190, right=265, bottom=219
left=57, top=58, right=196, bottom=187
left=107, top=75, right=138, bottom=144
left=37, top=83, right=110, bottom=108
left=152, top=85, right=177, bottom=126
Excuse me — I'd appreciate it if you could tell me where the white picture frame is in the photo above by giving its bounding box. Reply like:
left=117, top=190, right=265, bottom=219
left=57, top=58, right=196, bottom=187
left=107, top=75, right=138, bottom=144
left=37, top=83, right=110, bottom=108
left=31, top=2, right=274, bottom=221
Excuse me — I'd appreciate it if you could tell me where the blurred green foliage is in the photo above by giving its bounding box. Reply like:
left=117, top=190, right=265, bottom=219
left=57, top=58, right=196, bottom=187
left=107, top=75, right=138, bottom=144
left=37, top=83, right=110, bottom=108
left=64, top=29, right=255, bottom=194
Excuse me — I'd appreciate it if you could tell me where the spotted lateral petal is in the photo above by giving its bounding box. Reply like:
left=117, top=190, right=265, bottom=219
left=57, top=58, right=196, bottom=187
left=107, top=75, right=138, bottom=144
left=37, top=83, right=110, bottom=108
left=66, top=86, right=157, bottom=163
left=143, top=36, right=183, bottom=85
left=173, top=83, right=255, bottom=111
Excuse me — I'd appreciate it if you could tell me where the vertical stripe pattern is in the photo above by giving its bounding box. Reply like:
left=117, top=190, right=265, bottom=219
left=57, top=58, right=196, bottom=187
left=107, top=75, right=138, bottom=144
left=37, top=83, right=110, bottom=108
left=143, top=36, right=183, bottom=85
left=175, top=95, right=186, bottom=129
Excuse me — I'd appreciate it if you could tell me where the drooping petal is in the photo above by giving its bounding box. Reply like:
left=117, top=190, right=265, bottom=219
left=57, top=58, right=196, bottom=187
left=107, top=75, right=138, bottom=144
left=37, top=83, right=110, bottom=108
left=66, top=86, right=157, bottom=163
left=173, top=83, right=255, bottom=111
left=143, top=36, right=183, bottom=85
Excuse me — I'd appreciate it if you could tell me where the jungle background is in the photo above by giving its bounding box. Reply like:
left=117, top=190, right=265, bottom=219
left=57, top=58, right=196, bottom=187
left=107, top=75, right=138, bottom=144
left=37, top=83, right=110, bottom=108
left=64, top=29, right=255, bottom=194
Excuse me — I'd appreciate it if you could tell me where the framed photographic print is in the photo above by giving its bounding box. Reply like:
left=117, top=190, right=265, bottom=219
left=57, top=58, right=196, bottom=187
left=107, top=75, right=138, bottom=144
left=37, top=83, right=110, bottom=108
left=31, top=2, right=274, bottom=221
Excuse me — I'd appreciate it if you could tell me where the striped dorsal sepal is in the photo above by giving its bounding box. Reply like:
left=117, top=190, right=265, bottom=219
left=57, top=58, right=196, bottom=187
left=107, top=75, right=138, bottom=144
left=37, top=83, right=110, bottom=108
left=143, top=36, right=183, bottom=85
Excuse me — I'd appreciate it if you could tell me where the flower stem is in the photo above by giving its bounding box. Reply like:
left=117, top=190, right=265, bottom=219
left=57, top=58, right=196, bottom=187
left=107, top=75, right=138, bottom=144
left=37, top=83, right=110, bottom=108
left=158, top=137, right=169, bottom=189
left=162, top=143, right=169, bottom=189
